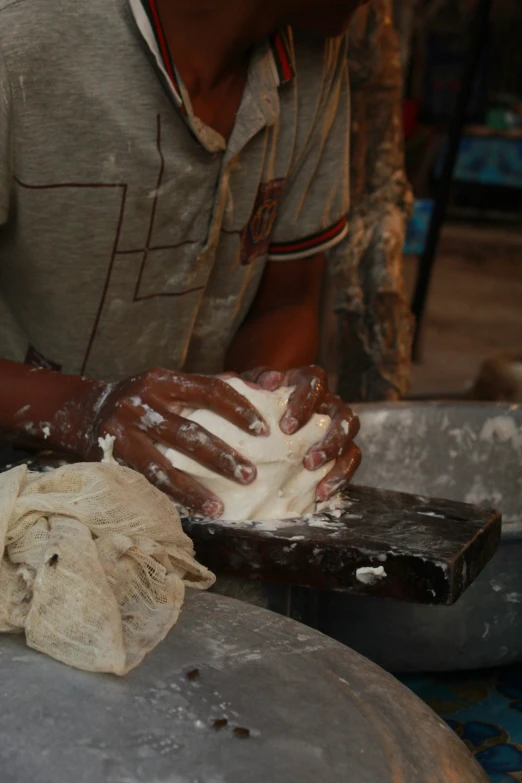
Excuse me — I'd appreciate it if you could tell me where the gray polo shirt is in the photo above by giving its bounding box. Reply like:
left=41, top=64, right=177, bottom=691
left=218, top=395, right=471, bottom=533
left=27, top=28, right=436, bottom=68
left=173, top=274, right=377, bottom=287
left=0, top=0, right=350, bottom=381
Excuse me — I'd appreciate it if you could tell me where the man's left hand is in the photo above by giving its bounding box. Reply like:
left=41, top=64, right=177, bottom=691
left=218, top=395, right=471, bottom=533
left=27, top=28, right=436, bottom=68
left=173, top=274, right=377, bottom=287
left=241, top=365, right=361, bottom=501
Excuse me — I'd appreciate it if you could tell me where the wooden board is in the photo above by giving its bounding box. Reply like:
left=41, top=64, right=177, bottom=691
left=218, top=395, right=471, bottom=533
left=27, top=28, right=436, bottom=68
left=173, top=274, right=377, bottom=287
left=181, top=485, right=501, bottom=606
left=0, top=452, right=502, bottom=606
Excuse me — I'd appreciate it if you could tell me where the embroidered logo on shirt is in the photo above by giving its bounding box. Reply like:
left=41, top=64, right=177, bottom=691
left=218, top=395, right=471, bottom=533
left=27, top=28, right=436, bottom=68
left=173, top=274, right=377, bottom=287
left=240, top=179, right=286, bottom=265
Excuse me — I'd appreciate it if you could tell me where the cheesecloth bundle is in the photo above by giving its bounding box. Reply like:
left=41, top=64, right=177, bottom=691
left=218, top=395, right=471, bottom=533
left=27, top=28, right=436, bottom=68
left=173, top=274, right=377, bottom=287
left=0, top=462, right=215, bottom=675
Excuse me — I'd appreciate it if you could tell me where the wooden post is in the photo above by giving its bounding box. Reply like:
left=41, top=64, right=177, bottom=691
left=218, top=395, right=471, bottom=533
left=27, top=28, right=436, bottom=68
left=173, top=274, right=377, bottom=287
left=321, top=0, right=415, bottom=402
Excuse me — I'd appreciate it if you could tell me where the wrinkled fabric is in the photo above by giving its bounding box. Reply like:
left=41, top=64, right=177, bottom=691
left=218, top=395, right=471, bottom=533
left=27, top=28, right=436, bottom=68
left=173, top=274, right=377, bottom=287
left=0, top=463, right=215, bottom=675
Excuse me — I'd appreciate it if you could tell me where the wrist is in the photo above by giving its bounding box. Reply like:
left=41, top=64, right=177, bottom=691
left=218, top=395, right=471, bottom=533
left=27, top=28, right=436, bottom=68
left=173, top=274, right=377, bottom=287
left=227, top=304, right=318, bottom=374
left=48, top=376, right=110, bottom=456
left=0, top=359, right=110, bottom=456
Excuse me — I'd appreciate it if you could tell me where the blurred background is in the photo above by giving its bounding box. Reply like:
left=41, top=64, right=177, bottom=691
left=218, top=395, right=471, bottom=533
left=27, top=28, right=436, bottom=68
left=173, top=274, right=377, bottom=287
left=322, top=0, right=522, bottom=405
left=403, top=0, right=522, bottom=397
left=321, top=6, right=522, bottom=778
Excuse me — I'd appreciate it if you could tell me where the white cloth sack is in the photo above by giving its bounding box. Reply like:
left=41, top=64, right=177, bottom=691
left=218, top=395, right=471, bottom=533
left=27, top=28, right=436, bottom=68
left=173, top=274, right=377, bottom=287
left=0, top=462, right=215, bottom=675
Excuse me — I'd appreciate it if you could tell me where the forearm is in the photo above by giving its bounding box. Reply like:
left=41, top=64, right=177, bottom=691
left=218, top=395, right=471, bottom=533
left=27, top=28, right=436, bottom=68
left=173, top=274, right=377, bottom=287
left=225, top=304, right=319, bottom=373
left=0, top=358, right=103, bottom=453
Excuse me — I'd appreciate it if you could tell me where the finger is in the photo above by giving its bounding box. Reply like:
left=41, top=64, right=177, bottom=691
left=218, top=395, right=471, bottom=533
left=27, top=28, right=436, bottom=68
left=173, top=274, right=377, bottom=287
left=304, top=397, right=360, bottom=469
left=315, top=443, right=362, bottom=502
left=240, top=367, right=283, bottom=391
left=113, top=427, right=225, bottom=518
left=158, top=373, right=270, bottom=436
left=216, top=372, right=238, bottom=380
left=280, top=366, right=327, bottom=435
left=303, top=419, right=346, bottom=470
left=218, top=371, right=262, bottom=392
left=133, top=400, right=257, bottom=486
left=319, top=395, right=360, bottom=440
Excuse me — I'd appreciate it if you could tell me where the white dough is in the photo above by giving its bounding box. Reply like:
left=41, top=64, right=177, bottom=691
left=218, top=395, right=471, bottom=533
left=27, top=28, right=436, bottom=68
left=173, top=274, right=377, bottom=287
left=98, top=434, right=117, bottom=464
left=159, top=378, right=333, bottom=520
left=355, top=566, right=387, bottom=584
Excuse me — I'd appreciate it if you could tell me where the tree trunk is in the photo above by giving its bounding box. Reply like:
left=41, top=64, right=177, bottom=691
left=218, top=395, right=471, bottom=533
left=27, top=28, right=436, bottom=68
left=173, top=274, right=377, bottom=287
left=393, top=0, right=416, bottom=76
left=322, top=0, right=415, bottom=402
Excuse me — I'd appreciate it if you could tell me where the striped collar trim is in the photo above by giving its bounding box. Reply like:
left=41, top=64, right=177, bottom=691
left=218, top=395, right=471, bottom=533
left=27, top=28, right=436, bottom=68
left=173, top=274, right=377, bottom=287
left=142, top=0, right=182, bottom=97
left=129, top=0, right=186, bottom=112
left=270, top=29, right=295, bottom=85
left=130, top=0, right=295, bottom=114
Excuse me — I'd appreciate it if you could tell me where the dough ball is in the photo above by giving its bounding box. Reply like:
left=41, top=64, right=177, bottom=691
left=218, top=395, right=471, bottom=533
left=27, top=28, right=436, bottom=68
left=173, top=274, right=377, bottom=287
left=159, top=377, right=333, bottom=520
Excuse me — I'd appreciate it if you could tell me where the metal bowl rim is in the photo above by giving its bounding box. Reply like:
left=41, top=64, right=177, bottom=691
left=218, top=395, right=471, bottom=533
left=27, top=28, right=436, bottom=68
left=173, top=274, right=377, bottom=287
left=352, top=400, right=522, bottom=540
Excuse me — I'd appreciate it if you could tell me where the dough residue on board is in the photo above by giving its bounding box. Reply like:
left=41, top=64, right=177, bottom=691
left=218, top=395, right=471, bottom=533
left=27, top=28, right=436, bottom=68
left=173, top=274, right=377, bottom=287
left=159, top=378, right=333, bottom=521
left=98, top=434, right=117, bottom=464
left=356, top=566, right=387, bottom=584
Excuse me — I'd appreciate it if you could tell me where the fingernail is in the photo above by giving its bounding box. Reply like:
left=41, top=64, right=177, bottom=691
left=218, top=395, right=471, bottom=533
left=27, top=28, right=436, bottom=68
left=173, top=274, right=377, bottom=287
left=280, top=415, right=299, bottom=435
left=304, top=451, right=327, bottom=471
left=262, top=371, right=282, bottom=391
left=237, top=465, right=256, bottom=485
left=315, top=484, right=333, bottom=503
left=203, top=500, right=224, bottom=519
left=317, top=479, right=344, bottom=501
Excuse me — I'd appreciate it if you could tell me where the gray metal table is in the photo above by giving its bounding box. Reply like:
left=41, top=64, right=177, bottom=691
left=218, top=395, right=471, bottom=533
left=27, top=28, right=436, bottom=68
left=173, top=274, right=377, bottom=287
left=0, top=592, right=486, bottom=783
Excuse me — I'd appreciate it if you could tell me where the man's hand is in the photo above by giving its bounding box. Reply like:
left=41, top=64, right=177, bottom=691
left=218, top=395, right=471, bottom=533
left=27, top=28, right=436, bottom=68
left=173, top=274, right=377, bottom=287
left=0, top=360, right=268, bottom=518
left=81, top=369, right=269, bottom=517
left=224, top=255, right=361, bottom=499
left=241, top=365, right=361, bottom=501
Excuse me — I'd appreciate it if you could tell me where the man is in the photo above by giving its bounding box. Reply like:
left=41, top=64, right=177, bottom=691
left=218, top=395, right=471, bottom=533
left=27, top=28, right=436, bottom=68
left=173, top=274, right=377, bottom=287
left=0, top=0, right=365, bottom=516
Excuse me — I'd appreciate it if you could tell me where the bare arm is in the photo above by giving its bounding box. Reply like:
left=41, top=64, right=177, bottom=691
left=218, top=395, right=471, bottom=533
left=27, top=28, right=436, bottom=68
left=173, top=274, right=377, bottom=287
left=0, top=252, right=359, bottom=507
left=0, top=358, right=268, bottom=517
left=226, top=254, right=361, bottom=499
left=225, top=254, right=325, bottom=373
left=0, top=359, right=99, bottom=453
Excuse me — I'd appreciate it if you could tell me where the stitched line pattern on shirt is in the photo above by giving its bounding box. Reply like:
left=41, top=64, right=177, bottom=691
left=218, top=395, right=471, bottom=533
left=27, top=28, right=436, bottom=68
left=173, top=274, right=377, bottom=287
left=116, top=241, right=197, bottom=255
left=13, top=177, right=128, bottom=374
left=130, top=115, right=203, bottom=302
left=13, top=114, right=204, bottom=374
left=133, top=112, right=165, bottom=301
left=81, top=184, right=128, bottom=374
left=13, top=178, right=124, bottom=191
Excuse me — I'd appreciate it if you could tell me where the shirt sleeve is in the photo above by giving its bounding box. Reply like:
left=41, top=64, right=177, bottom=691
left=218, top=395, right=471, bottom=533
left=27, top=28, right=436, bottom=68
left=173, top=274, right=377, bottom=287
left=268, top=35, right=350, bottom=261
left=0, top=44, right=13, bottom=226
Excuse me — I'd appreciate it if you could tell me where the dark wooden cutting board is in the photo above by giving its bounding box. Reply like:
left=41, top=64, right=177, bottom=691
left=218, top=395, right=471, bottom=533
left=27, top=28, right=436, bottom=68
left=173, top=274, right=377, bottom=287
left=0, top=451, right=501, bottom=606
left=181, top=485, right=501, bottom=605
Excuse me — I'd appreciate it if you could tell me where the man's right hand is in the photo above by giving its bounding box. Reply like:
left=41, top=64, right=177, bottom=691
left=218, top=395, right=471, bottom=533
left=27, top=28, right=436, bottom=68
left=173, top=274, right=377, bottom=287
left=0, top=360, right=268, bottom=518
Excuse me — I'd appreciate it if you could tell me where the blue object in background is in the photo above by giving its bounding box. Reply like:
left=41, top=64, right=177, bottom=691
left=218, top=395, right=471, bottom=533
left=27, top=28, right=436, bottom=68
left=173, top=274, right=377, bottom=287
left=404, top=198, right=434, bottom=256
left=401, top=667, right=522, bottom=782
left=435, top=136, right=522, bottom=188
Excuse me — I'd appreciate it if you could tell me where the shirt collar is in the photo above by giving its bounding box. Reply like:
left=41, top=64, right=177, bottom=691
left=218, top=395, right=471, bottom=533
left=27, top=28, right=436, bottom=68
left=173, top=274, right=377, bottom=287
left=128, top=0, right=295, bottom=115
left=128, top=0, right=185, bottom=111
left=270, top=30, right=295, bottom=86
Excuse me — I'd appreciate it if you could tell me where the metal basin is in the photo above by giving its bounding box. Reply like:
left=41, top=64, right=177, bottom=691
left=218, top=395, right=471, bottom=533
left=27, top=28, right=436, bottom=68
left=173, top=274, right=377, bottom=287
left=314, top=402, right=522, bottom=672
left=0, top=591, right=486, bottom=783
